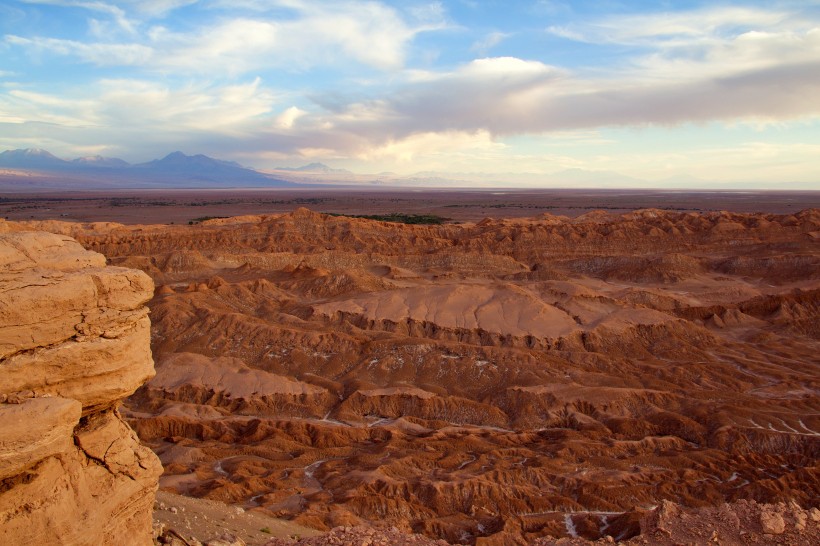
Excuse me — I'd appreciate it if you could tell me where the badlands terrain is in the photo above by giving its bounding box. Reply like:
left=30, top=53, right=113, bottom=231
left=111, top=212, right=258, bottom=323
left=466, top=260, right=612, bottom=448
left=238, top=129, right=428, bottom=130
left=3, top=192, right=819, bottom=544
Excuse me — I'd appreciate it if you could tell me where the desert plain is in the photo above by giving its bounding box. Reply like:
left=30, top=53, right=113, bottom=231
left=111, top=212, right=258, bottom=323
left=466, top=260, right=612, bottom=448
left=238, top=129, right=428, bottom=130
left=2, top=188, right=819, bottom=225
left=4, top=189, right=819, bottom=544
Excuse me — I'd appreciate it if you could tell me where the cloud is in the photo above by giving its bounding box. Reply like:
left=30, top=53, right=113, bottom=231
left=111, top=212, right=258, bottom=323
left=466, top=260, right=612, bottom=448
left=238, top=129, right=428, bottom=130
left=21, top=0, right=196, bottom=21
left=275, top=106, right=307, bottom=129
left=4, top=1, right=820, bottom=182
left=93, top=77, right=275, bottom=131
left=8, top=1, right=442, bottom=75
left=611, top=140, right=820, bottom=184
left=0, top=76, right=280, bottom=159
left=322, top=6, right=820, bottom=140
left=547, top=6, right=789, bottom=45
left=1, top=88, right=98, bottom=126
left=20, top=0, right=136, bottom=32
left=357, top=129, right=502, bottom=164
left=5, top=35, right=153, bottom=65
left=157, top=2, right=438, bottom=73
left=119, top=0, right=198, bottom=17
left=470, top=31, right=509, bottom=54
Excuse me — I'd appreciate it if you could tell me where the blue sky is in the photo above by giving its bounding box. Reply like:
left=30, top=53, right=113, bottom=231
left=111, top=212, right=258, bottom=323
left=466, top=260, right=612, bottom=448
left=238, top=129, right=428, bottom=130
left=1, top=0, right=820, bottom=187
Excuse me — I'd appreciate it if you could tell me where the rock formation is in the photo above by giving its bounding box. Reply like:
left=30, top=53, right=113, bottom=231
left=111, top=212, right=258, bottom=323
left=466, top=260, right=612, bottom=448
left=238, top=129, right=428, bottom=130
left=0, top=230, right=161, bottom=545
left=6, top=208, right=820, bottom=544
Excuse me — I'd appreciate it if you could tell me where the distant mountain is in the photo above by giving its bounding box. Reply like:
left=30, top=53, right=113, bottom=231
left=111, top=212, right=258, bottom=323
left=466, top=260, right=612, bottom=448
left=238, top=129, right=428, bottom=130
left=131, top=151, right=294, bottom=186
left=0, top=148, right=296, bottom=188
left=276, top=162, right=352, bottom=174
left=72, top=155, right=130, bottom=168
left=0, top=148, right=70, bottom=169
left=134, top=151, right=244, bottom=172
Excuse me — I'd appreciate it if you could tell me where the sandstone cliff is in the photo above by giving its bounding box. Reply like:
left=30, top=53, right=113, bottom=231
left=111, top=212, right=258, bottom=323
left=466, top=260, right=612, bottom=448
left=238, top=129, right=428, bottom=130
left=0, top=231, right=161, bottom=545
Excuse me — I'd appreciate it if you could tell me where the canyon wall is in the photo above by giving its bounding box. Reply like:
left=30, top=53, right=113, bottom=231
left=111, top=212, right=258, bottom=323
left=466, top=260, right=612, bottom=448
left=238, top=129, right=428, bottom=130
left=0, top=229, right=161, bottom=545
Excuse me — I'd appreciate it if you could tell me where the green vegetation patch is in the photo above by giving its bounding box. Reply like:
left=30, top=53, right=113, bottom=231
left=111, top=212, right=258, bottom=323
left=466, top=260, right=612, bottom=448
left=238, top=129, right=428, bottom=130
left=188, top=216, right=228, bottom=225
left=325, top=212, right=450, bottom=225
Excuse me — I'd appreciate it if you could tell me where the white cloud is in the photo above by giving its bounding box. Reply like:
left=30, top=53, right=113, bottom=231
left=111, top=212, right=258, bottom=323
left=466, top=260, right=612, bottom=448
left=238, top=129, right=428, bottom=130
left=275, top=106, right=307, bottom=129
left=172, top=1, right=445, bottom=73
left=5, top=35, right=153, bottom=65
left=9, top=1, right=440, bottom=74
left=406, top=2, right=446, bottom=24
left=357, top=129, right=502, bottom=163
left=94, top=77, right=275, bottom=131
left=547, top=7, right=789, bottom=45
left=471, top=31, right=510, bottom=54
left=2, top=88, right=98, bottom=126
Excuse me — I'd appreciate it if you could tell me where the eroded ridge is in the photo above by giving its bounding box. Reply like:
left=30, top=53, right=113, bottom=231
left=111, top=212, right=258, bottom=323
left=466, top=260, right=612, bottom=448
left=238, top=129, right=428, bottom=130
left=9, top=208, right=819, bottom=544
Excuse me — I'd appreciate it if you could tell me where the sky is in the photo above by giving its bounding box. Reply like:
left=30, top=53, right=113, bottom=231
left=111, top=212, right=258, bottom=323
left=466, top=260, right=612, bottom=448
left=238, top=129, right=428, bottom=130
left=1, top=0, right=820, bottom=187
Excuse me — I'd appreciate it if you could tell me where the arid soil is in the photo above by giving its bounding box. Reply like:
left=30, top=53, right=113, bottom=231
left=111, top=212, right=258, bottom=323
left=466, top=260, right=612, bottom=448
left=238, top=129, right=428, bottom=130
left=153, top=490, right=321, bottom=545
left=7, top=203, right=819, bottom=544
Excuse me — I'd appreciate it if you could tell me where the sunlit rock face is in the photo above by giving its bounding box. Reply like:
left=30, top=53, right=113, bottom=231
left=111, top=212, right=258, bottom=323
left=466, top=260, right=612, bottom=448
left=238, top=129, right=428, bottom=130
left=0, top=230, right=161, bottom=546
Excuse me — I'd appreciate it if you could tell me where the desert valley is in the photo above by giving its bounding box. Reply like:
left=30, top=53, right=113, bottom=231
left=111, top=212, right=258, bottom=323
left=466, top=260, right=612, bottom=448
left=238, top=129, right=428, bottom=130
left=2, top=190, right=818, bottom=545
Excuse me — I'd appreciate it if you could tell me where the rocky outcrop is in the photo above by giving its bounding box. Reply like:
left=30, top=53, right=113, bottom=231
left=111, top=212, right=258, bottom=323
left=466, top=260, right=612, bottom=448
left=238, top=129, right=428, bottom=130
left=0, top=231, right=161, bottom=545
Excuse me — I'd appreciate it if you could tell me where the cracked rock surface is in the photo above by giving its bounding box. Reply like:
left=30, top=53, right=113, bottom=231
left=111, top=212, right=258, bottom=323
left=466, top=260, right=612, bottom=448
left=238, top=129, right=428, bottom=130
left=0, top=231, right=161, bottom=545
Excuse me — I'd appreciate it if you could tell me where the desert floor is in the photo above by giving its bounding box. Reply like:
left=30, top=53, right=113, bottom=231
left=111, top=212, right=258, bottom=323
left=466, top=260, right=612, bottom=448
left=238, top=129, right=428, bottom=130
left=2, top=188, right=818, bottom=224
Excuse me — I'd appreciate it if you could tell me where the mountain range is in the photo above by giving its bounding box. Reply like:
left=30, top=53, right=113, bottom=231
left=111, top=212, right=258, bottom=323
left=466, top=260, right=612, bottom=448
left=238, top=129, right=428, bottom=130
left=274, top=162, right=352, bottom=174
left=0, top=148, right=784, bottom=190
left=0, top=148, right=295, bottom=189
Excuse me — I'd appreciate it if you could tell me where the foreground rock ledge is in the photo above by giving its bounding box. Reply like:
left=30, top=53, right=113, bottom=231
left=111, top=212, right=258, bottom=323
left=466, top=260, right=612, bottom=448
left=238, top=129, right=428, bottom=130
left=0, top=231, right=161, bottom=546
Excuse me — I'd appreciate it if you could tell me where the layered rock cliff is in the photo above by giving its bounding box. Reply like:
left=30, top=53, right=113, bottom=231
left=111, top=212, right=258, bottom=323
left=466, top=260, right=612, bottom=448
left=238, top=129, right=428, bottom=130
left=0, top=230, right=161, bottom=545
